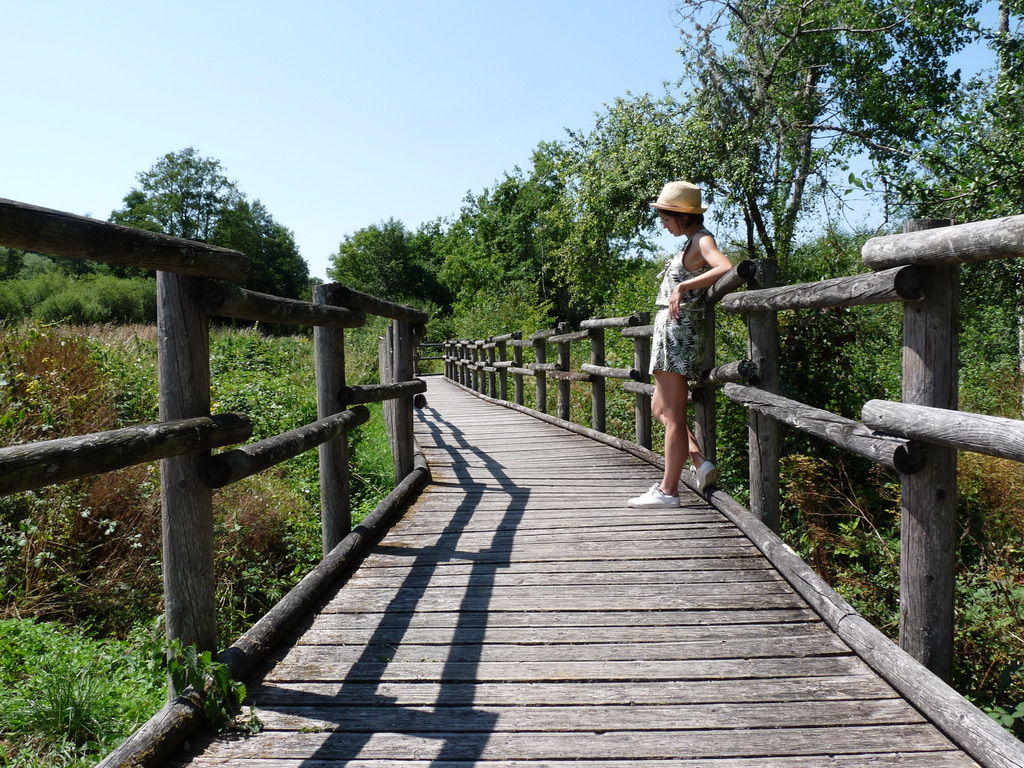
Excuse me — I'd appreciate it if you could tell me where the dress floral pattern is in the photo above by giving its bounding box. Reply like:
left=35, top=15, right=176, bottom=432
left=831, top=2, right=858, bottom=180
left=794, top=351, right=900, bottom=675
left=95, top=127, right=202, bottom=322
left=651, top=229, right=712, bottom=378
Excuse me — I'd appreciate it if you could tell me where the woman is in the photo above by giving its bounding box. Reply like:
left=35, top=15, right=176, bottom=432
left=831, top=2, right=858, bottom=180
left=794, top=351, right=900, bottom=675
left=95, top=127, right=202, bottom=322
left=628, top=181, right=732, bottom=508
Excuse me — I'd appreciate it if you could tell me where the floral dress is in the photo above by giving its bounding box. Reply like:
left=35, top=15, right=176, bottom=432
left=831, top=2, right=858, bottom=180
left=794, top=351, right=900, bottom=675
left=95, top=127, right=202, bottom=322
left=650, top=229, right=713, bottom=377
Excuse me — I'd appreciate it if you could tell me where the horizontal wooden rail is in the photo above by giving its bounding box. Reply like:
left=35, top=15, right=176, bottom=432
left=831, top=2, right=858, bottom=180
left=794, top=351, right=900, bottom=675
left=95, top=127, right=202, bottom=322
left=548, top=328, right=591, bottom=344
left=0, top=414, right=252, bottom=496
left=546, top=369, right=592, bottom=382
left=862, top=214, right=1024, bottom=269
left=319, top=283, right=429, bottom=323
left=863, top=400, right=1024, bottom=463
left=622, top=380, right=655, bottom=398
left=0, top=198, right=250, bottom=281
left=706, top=259, right=758, bottom=304
left=528, top=328, right=559, bottom=340
left=197, top=281, right=367, bottom=328
left=700, top=359, right=759, bottom=386
left=620, top=324, right=653, bottom=339
left=202, top=407, right=370, bottom=488
left=579, top=314, right=643, bottom=329
left=720, top=266, right=925, bottom=313
left=337, top=380, right=428, bottom=408
left=723, top=383, right=927, bottom=474
left=581, top=363, right=641, bottom=381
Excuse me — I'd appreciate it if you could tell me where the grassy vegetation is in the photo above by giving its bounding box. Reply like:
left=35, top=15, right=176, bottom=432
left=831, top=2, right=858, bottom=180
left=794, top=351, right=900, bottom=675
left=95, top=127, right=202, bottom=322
left=0, top=320, right=396, bottom=766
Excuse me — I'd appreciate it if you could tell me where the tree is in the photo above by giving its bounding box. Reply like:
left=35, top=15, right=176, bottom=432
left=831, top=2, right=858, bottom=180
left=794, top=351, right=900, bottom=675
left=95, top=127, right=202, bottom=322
left=0, top=247, right=26, bottom=280
left=669, top=0, right=978, bottom=268
left=111, top=147, right=240, bottom=241
left=554, top=95, right=688, bottom=308
left=435, top=147, right=578, bottom=319
left=111, top=148, right=311, bottom=299
left=214, top=199, right=310, bottom=300
left=328, top=218, right=446, bottom=307
left=891, top=3, right=1024, bottom=220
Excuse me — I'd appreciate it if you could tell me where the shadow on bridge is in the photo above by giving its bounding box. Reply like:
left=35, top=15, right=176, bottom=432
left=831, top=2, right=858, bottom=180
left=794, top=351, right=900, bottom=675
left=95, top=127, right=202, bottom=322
left=180, top=403, right=524, bottom=764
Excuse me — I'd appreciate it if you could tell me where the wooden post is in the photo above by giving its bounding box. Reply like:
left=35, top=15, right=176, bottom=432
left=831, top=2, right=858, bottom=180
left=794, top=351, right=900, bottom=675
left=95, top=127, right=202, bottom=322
left=747, top=260, right=781, bottom=531
left=633, top=312, right=652, bottom=449
left=314, top=284, right=350, bottom=554
left=557, top=322, right=571, bottom=422
left=157, top=272, right=217, bottom=663
left=379, top=325, right=397, bottom=462
left=391, top=319, right=415, bottom=482
left=534, top=336, right=548, bottom=414
left=900, top=218, right=958, bottom=682
left=590, top=327, right=606, bottom=433
left=512, top=332, right=524, bottom=405
left=472, top=342, right=482, bottom=393
left=487, top=341, right=497, bottom=397
left=695, top=300, right=718, bottom=464
left=497, top=337, right=508, bottom=401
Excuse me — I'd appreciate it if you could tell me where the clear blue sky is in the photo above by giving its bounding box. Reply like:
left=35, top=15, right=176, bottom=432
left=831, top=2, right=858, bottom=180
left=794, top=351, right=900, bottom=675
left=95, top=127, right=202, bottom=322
left=3, top=0, right=690, bottom=281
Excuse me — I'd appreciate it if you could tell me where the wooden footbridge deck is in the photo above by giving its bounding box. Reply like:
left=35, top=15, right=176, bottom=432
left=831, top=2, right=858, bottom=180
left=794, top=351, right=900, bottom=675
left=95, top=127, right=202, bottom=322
left=170, top=376, right=985, bottom=767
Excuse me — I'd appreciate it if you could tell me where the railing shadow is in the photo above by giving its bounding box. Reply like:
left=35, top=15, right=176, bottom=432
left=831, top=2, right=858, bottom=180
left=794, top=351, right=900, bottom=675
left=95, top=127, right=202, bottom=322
left=234, top=402, right=527, bottom=763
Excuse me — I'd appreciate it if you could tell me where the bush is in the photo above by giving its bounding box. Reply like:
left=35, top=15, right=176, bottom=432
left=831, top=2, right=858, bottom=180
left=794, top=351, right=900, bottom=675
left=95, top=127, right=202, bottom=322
left=0, top=275, right=156, bottom=325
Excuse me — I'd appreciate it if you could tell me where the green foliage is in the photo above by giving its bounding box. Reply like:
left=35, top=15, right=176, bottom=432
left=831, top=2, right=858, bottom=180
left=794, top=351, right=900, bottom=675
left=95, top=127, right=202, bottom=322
left=0, top=273, right=157, bottom=325
left=214, top=198, right=310, bottom=301
left=779, top=455, right=902, bottom=634
left=110, top=147, right=310, bottom=300
left=672, top=0, right=978, bottom=263
left=0, top=617, right=166, bottom=767
left=556, top=95, right=688, bottom=305
left=347, top=402, right=396, bottom=520
left=0, top=321, right=401, bottom=764
left=166, top=639, right=260, bottom=733
left=110, top=147, right=240, bottom=242
left=450, top=283, right=554, bottom=341
left=329, top=217, right=449, bottom=309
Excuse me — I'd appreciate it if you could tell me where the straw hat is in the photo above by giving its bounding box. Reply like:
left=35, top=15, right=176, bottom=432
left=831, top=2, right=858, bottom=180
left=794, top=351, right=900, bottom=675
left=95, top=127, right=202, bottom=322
left=650, top=181, right=707, bottom=214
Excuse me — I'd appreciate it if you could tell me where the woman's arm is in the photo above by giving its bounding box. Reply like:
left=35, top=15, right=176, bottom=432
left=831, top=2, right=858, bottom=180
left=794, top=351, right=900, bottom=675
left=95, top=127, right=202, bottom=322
left=668, top=235, right=733, bottom=318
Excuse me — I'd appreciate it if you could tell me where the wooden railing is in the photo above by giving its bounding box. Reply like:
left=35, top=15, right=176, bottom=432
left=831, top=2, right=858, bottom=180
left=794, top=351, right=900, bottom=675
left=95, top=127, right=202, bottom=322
left=443, top=215, right=1024, bottom=766
left=444, top=215, right=1024, bottom=685
left=0, top=198, right=431, bottom=760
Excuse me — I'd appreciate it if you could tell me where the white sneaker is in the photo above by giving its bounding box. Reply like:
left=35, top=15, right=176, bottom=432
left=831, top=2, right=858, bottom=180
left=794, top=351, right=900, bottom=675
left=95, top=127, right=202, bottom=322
left=628, top=484, right=679, bottom=508
left=693, top=460, right=719, bottom=491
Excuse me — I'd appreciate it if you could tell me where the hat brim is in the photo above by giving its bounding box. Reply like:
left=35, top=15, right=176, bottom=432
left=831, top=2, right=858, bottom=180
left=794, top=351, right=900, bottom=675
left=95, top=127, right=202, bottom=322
left=649, top=202, right=708, bottom=214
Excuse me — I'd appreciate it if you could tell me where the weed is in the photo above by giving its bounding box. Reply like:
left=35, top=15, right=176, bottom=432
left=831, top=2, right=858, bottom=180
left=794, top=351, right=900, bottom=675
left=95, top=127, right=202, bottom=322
left=166, top=639, right=261, bottom=734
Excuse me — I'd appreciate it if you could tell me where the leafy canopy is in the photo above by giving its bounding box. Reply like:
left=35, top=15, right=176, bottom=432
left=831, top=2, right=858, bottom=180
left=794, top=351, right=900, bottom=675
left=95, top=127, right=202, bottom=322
left=111, top=148, right=311, bottom=299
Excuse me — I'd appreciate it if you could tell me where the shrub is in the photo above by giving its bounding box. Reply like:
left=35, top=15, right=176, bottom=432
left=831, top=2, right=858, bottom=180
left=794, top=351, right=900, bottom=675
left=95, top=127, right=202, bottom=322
left=35, top=291, right=104, bottom=325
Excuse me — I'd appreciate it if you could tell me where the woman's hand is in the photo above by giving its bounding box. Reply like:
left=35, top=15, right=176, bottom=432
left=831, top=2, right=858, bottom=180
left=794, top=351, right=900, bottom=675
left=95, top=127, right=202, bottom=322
left=669, top=286, right=686, bottom=320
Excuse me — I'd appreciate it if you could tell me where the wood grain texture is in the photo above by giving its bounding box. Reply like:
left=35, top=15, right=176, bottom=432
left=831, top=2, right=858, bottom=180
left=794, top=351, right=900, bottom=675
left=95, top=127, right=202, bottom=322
left=166, top=377, right=985, bottom=768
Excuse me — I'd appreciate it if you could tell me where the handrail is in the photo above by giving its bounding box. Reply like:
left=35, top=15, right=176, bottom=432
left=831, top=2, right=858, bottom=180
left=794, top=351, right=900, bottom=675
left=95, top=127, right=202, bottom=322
left=0, top=197, right=430, bottom=668
left=0, top=198, right=250, bottom=280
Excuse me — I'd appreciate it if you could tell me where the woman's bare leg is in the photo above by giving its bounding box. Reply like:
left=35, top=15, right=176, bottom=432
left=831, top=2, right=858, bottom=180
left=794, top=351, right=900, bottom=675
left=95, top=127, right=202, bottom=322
left=653, top=371, right=704, bottom=495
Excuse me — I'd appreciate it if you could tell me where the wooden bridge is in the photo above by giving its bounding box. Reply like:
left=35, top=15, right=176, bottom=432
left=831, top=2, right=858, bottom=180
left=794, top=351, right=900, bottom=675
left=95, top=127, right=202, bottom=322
left=4, top=200, right=1024, bottom=767
left=164, top=375, right=1009, bottom=767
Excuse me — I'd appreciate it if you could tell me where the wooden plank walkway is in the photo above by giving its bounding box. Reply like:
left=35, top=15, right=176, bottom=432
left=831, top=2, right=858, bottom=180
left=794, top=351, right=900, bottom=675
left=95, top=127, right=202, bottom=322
left=168, top=376, right=981, bottom=767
